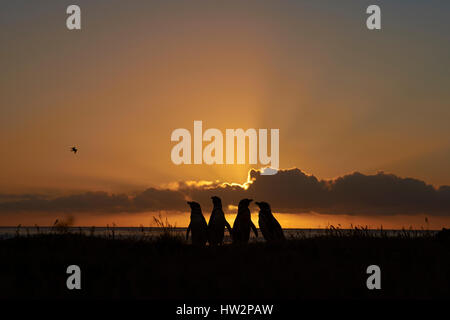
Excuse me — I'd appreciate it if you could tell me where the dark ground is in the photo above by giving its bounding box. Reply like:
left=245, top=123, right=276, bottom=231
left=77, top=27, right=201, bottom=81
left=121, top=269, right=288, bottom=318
left=1, top=231, right=450, bottom=299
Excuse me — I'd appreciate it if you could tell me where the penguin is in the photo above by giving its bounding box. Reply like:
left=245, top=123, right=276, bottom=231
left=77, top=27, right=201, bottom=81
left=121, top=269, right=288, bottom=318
left=207, top=196, right=233, bottom=245
left=232, top=198, right=258, bottom=244
left=255, top=201, right=285, bottom=242
left=186, top=201, right=208, bottom=246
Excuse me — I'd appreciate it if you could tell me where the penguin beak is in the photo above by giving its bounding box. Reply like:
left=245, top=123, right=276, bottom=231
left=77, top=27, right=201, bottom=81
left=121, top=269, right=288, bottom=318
left=255, top=201, right=261, bottom=206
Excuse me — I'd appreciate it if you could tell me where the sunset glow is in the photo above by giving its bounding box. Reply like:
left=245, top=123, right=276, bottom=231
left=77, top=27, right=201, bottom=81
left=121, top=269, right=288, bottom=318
left=1, top=1, right=449, bottom=229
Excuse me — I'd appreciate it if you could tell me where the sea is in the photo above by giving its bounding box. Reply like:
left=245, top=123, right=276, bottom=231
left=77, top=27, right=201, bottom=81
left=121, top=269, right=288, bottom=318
left=0, top=226, right=438, bottom=241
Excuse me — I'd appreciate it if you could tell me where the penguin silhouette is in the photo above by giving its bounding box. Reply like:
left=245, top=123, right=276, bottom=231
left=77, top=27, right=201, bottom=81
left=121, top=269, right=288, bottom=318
left=232, top=198, right=258, bottom=244
left=207, top=196, right=232, bottom=245
left=255, top=201, right=285, bottom=242
left=186, top=201, right=208, bottom=246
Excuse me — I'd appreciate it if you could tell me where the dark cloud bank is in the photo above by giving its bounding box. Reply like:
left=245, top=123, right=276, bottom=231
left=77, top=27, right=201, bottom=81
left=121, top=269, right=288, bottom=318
left=1, top=169, right=450, bottom=216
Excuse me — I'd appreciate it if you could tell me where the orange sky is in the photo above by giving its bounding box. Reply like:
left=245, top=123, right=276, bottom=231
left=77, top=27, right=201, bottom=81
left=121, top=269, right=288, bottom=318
left=1, top=1, right=449, bottom=228
left=3, top=209, right=447, bottom=231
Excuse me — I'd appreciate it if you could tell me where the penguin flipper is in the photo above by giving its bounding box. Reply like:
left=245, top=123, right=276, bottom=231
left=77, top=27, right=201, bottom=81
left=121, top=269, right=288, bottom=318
left=259, top=217, right=270, bottom=241
left=186, top=223, right=191, bottom=240
left=271, top=218, right=285, bottom=240
left=225, top=220, right=233, bottom=236
left=250, top=221, right=258, bottom=238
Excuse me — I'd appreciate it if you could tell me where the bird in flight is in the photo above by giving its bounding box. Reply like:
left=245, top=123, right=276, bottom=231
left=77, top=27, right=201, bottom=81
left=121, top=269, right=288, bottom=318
left=70, top=146, right=78, bottom=154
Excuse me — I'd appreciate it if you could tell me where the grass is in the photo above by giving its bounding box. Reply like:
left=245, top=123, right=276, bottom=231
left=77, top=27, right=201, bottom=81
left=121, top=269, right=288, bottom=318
left=151, top=213, right=185, bottom=245
left=0, top=225, right=449, bottom=299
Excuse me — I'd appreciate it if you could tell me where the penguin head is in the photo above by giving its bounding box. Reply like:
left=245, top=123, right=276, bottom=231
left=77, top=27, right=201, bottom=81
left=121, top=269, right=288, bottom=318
left=211, top=196, right=222, bottom=208
left=187, top=201, right=201, bottom=211
left=255, top=201, right=271, bottom=211
left=238, top=198, right=253, bottom=208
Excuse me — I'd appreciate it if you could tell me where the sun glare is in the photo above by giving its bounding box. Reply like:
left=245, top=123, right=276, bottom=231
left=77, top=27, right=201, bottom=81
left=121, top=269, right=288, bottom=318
left=220, top=168, right=256, bottom=190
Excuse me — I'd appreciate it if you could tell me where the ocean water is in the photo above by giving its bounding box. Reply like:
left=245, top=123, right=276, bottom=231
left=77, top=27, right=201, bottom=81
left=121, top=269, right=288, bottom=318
left=0, top=226, right=438, bottom=241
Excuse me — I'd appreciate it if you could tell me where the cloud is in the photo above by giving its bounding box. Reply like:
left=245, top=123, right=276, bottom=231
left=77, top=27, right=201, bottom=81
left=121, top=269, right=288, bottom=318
left=0, top=168, right=449, bottom=216
left=244, top=169, right=450, bottom=215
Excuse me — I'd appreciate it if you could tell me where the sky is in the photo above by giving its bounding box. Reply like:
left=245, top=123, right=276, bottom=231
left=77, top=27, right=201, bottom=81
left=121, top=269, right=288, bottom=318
left=0, top=0, right=449, bottom=228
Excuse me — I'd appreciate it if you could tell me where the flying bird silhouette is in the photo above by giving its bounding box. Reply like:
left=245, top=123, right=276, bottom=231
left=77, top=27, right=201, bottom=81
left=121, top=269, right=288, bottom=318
left=70, top=146, right=78, bottom=154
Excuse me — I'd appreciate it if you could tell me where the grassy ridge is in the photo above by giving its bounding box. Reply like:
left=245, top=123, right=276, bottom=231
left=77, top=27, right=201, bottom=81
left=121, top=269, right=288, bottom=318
left=1, top=228, right=450, bottom=299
